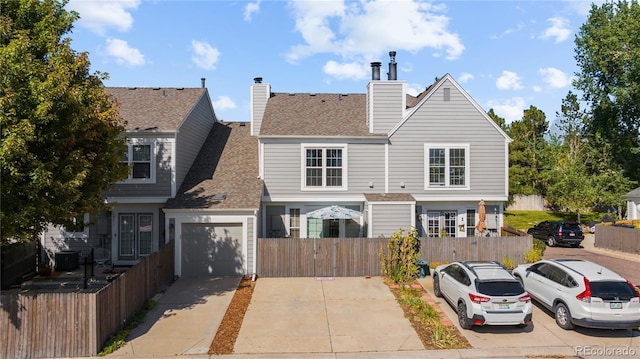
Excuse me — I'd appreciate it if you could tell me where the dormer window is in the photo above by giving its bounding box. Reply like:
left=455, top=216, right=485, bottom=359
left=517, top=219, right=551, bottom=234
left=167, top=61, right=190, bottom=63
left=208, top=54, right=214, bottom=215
left=121, top=139, right=156, bottom=183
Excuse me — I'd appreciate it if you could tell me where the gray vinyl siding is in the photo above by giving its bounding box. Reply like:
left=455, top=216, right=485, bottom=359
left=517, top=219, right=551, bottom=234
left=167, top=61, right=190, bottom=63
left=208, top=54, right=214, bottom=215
left=106, top=139, right=173, bottom=197
left=368, top=82, right=404, bottom=134
left=252, top=84, right=269, bottom=136
left=262, top=140, right=385, bottom=199
left=175, top=94, right=215, bottom=189
left=388, top=79, right=507, bottom=198
left=369, top=203, right=413, bottom=238
left=247, top=216, right=254, bottom=274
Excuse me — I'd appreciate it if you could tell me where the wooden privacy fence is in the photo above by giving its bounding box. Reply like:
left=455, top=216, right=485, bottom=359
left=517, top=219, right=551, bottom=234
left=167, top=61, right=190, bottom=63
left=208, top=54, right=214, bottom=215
left=595, top=225, right=640, bottom=255
left=257, top=236, right=532, bottom=277
left=0, top=241, right=175, bottom=359
left=1, top=241, right=37, bottom=290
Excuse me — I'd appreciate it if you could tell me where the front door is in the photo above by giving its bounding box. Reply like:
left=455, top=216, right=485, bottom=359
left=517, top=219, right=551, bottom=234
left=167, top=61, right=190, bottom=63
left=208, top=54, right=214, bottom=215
left=118, top=213, right=153, bottom=260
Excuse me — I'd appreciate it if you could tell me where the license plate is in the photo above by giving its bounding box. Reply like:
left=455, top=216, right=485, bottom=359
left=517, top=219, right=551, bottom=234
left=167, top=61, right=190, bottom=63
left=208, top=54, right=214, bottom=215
left=610, top=302, right=623, bottom=309
left=498, top=304, right=511, bottom=310
left=569, top=232, right=575, bottom=236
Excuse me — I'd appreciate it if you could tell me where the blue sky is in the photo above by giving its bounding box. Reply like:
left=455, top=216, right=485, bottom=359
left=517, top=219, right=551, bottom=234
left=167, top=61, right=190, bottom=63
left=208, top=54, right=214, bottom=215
left=65, top=0, right=599, bottom=127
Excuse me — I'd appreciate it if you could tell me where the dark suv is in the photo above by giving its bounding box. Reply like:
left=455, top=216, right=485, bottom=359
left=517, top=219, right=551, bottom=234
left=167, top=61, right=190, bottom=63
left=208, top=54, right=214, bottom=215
left=526, top=221, right=584, bottom=247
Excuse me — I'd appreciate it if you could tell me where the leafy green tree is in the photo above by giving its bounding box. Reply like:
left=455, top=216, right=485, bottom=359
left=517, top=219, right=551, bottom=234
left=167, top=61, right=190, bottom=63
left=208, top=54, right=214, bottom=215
left=1, top=0, right=128, bottom=242
left=507, top=106, right=549, bottom=196
left=574, top=0, right=640, bottom=183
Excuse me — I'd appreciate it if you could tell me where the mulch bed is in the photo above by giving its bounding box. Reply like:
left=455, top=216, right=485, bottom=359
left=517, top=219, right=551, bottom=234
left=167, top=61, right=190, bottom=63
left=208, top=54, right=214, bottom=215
left=208, top=277, right=255, bottom=355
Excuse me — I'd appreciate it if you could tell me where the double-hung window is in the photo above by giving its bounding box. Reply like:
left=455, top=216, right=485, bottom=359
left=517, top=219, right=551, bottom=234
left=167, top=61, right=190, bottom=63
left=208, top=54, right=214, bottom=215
left=302, top=145, right=347, bottom=190
left=121, top=140, right=156, bottom=183
left=425, top=144, right=469, bottom=189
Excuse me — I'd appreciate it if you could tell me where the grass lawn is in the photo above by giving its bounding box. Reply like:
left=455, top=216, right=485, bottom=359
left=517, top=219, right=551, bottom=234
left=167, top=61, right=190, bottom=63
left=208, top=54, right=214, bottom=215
left=504, top=210, right=607, bottom=231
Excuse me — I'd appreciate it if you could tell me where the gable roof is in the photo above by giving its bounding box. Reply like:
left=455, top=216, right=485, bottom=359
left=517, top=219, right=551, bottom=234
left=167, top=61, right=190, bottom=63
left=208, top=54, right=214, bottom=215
left=260, top=93, right=382, bottom=137
left=164, top=122, right=262, bottom=210
left=106, top=87, right=208, bottom=132
left=390, top=74, right=511, bottom=141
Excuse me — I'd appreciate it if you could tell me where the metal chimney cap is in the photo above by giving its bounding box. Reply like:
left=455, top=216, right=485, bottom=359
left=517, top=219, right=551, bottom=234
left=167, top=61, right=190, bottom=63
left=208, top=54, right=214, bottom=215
left=253, top=77, right=263, bottom=84
left=201, top=78, right=206, bottom=88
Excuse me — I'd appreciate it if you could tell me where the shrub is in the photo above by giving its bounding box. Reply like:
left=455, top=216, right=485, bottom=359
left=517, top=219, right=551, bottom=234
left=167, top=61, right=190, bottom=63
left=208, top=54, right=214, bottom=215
left=502, top=255, right=515, bottom=270
left=381, top=227, right=420, bottom=284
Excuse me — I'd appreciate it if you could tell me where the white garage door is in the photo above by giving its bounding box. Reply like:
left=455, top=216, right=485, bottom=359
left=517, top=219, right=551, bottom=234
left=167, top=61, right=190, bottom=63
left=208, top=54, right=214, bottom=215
left=181, top=223, right=244, bottom=277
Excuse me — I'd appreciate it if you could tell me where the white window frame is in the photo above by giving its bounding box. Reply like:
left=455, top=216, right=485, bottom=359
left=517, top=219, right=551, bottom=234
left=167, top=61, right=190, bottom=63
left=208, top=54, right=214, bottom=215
left=301, top=144, right=348, bottom=191
left=120, top=139, right=156, bottom=184
left=288, top=208, right=300, bottom=238
left=424, top=143, right=469, bottom=190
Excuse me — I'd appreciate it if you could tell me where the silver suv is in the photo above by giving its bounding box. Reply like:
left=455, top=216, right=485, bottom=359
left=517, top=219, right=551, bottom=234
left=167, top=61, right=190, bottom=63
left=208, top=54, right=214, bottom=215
left=513, top=259, right=640, bottom=330
left=433, top=261, right=533, bottom=329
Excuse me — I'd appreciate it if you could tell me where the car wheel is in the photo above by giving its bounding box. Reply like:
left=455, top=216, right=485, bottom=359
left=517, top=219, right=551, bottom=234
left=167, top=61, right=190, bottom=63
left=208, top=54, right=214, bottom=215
left=554, top=303, right=574, bottom=330
left=547, top=236, right=556, bottom=247
left=433, top=275, right=442, bottom=298
left=457, top=301, right=473, bottom=329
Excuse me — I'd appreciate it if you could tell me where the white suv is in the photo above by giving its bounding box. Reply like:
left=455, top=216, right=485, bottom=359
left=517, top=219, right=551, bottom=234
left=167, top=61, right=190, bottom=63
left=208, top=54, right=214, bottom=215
left=513, top=259, right=640, bottom=330
left=433, top=261, right=533, bottom=329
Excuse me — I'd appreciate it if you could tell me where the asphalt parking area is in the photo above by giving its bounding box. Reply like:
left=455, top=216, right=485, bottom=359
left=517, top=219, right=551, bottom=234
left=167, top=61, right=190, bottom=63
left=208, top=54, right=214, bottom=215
left=417, top=276, right=640, bottom=352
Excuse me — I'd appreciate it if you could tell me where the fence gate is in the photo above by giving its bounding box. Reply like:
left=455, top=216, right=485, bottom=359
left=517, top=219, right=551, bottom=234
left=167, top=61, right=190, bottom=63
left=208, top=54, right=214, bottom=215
left=314, top=238, right=335, bottom=277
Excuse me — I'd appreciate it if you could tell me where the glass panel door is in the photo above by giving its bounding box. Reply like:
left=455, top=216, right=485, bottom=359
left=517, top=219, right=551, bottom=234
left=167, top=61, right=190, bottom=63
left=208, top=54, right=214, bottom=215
left=118, top=212, right=153, bottom=259
left=119, top=214, right=135, bottom=258
left=138, top=214, right=153, bottom=256
left=443, top=211, right=457, bottom=237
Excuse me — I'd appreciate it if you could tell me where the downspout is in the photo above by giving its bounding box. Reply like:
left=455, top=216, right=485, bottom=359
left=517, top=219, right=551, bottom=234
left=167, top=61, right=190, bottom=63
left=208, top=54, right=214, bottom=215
left=252, top=209, right=258, bottom=281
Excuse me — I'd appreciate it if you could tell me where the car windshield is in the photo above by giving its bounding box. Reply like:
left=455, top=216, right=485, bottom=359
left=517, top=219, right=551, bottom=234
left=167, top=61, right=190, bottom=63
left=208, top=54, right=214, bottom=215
left=590, top=281, right=638, bottom=300
left=477, top=281, right=525, bottom=296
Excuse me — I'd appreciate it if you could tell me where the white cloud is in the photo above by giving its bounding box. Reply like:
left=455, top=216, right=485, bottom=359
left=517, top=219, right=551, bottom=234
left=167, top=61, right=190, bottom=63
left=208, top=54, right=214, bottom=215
left=540, top=17, right=571, bottom=43
left=67, top=0, right=140, bottom=36
left=458, top=72, right=474, bottom=84
left=244, top=1, right=261, bottom=22
left=286, top=0, right=464, bottom=66
left=538, top=67, right=572, bottom=88
left=191, top=40, right=220, bottom=70
left=105, top=38, right=145, bottom=66
left=487, top=97, right=526, bottom=124
left=212, top=96, right=236, bottom=110
left=533, top=85, right=543, bottom=92
left=496, top=71, right=523, bottom=90
left=322, top=60, right=368, bottom=80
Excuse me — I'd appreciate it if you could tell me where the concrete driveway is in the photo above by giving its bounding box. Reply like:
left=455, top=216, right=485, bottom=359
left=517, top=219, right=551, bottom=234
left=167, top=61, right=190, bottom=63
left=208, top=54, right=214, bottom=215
left=233, top=277, right=424, bottom=354
left=109, top=276, right=240, bottom=357
left=417, top=276, right=640, bottom=353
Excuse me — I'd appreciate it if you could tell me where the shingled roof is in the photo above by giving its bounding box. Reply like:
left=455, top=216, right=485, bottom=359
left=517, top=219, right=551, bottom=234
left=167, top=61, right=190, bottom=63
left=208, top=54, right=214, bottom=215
left=106, top=87, right=208, bottom=132
left=260, top=92, right=380, bottom=137
left=259, top=81, right=436, bottom=137
left=164, top=122, right=262, bottom=210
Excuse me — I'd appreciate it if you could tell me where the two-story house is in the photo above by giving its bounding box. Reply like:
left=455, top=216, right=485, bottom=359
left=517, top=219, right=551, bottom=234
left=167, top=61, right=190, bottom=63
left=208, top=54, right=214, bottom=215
left=252, top=52, right=511, bottom=240
left=41, top=82, right=214, bottom=265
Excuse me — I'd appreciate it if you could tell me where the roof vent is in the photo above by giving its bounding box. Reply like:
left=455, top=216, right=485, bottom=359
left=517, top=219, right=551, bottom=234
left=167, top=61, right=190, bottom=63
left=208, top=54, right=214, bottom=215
left=239, top=122, right=246, bottom=127
left=371, top=62, right=381, bottom=80
left=201, top=78, right=206, bottom=88
left=388, top=51, right=397, bottom=80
